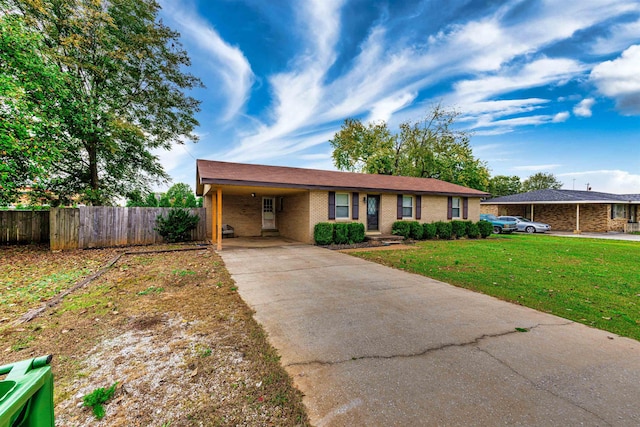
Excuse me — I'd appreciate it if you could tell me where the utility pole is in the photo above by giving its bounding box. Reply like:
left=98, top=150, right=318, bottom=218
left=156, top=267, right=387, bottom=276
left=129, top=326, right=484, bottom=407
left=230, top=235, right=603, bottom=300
left=585, top=183, right=591, bottom=191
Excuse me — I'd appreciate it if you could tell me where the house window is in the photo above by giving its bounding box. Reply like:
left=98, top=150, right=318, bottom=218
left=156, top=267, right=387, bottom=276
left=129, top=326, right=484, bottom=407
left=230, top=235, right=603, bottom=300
left=335, top=193, right=350, bottom=219
left=402, top=196, right=413, bottom=218
left=613, top=204, right=627, bottom=219
left=451, top=197, right=461, bottom=218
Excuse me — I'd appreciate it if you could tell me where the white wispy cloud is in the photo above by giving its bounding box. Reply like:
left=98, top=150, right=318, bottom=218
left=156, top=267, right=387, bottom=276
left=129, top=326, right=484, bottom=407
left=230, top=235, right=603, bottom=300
left=223, top=0, right=345, bottom=161
left=591, top=17, right=640, bottom=54
left=557, top=170, right=640, bottom=194
left=159, top=1, right=254, bottom=122
left=590, top=45, right=640, bottom=115
left=573, top=98, right=595, bottom=117
left=453, top=58, right=585, bottom=103
left=366, top=91, right=417, bottom=123
left=202, top=0, right=639, bottom=165
left=552, top=111, right=570, bottom=122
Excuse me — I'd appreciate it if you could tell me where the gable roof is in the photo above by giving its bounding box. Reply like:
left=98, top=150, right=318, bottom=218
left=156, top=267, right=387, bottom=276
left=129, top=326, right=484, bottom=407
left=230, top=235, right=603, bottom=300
left=196, top=159, right=489, bottom=197
left=482, top=189, right=640, bottom=204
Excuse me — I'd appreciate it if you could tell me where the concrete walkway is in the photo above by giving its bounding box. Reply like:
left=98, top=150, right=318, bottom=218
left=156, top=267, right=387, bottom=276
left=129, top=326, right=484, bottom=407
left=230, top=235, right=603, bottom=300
left=220, top=245, right=640, bottom=426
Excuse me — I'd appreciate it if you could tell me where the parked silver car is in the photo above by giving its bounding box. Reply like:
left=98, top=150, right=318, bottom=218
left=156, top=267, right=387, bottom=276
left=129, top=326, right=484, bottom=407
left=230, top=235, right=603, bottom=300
left=498, top=216, right=551, bottom=233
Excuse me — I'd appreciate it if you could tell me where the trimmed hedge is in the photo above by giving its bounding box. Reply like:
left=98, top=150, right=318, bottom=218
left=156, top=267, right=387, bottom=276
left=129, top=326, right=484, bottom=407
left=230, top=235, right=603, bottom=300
left=451, top=220, right=467, bottom=239
left=409, top=221, right=423, bottom=240
left=467, top=221, right=480, bottom=239
left=314, top=222, right=365, bottom=245
left=478, top=220, right=493, bottom=238
left=314, top=222, right=334, bottom=245
left=334, top=222, right=350, bottom=244
left=348, top=222, right=366, bottom=243
left=467, top=222, right=480, bottom=239
left=391, top=221, right=411, bottom=239
left=423, top=223, right=437, bottom=239
left=434, top=221, right=453, bottom=240
left=392, top=221, right=422, bottom=240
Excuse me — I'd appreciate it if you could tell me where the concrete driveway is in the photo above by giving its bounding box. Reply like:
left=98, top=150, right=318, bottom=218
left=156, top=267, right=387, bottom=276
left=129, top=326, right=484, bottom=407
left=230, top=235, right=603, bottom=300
left=220, top=245, right=640, bottom=426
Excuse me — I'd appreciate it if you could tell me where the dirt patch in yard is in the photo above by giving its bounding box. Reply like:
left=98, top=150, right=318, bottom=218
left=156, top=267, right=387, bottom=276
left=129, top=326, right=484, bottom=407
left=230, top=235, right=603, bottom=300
left=0, top=244, right=309, bottom=426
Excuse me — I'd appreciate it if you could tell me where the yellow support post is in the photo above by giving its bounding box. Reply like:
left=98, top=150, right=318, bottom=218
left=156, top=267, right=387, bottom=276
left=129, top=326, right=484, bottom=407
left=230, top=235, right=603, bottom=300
left=217, top=187, right=222, bottom=251
left=211, top=193, right=217, bottom=245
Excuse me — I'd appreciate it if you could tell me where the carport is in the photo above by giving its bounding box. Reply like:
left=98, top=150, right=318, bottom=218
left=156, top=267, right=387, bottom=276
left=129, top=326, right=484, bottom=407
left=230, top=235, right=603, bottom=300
left=481, top=189, right=639, bottom=233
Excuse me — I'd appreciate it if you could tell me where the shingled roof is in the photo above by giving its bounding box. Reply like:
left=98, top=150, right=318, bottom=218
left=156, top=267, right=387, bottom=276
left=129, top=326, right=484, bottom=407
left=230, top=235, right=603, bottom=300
left=483, top=189, right=640, bottom=204
left=196, top=159, right=489, bottom=197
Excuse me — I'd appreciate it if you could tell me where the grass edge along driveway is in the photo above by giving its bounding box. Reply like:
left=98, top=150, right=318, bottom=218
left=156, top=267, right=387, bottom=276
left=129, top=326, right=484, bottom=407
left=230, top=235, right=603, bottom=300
left=350, top=234, right=640, bottom=341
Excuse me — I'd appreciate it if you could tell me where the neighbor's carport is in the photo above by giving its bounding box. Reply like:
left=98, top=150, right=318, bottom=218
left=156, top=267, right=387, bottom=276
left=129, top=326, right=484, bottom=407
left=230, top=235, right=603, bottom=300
left=221, top=244, right=640, bottom=426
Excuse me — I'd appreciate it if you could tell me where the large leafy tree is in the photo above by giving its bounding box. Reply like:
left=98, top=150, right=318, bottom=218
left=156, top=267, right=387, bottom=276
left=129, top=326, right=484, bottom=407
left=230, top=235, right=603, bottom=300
left=7, top=0, right=202, bottom=205
left=330, top=119, right=398, bottom=175
left=165, top=183, right=194, bottom=207
left=488, top=175, right=522, bottom=197
left=521, top=172, right=563, bottom=192
left=330, top=105, right=490, bottom=191
left=0, top=13, right=71, bottom=205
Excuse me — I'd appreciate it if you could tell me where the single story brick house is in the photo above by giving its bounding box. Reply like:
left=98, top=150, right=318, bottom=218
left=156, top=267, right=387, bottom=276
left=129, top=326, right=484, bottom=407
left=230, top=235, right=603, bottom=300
left=481, top=189, right=640, bottom=233
left=196, top=160, right=489, bottom=249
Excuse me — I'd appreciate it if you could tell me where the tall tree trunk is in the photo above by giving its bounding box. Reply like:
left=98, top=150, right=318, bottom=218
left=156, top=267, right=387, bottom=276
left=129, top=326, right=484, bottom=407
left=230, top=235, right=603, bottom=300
left=88, top=138, right=100, bottom=205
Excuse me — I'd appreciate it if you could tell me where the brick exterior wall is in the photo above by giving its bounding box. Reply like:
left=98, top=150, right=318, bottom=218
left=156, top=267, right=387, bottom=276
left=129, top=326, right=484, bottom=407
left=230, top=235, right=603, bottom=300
left=308, top=191, right=368, bottom=239
left=278, top=192, right=311, bottom=242
left=206, top=188, right=485, bottom=242
left=222, top=194, right=263, bottom=236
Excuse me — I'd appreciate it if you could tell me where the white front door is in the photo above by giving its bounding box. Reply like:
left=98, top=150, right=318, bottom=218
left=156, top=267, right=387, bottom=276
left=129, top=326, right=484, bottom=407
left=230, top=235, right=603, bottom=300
left=262, top=197, right=276, bottom=229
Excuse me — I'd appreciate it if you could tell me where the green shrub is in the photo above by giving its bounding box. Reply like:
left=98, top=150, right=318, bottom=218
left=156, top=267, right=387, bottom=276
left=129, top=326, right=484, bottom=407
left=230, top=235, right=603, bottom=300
left=435, top=221, right=453, bottom=240
left=348, top=222, right=366, bottom=243
left=409, top=221, right=423, bottom=240
left=334, top=223, right=350, bottom=244
left=392, top=221, right=411, bottom=239
left=154, top=208, right=200, bottom=243
left=423, top=223, right=437, bottom=239
left=467, top=222, right=480, bottom=239
left=451, top=220, right=467, bottom=239
left=478, top=220, right=493, bottom=238
left=314, top=222, right=334, bottom=245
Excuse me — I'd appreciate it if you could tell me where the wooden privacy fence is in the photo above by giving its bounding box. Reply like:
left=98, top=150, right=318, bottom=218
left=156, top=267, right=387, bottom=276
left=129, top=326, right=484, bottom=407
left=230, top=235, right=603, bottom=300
left=50, top=207, right=207, bottom=250
left=0, top=210, right=50, bottom=244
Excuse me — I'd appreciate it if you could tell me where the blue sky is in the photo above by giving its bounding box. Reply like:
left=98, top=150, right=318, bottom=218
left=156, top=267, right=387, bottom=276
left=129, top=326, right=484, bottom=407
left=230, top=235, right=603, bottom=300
left=155, top=0, right=640, bottom=194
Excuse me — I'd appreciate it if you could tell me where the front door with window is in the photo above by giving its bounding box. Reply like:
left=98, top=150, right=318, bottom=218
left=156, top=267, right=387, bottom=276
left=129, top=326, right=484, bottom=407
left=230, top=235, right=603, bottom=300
left=367, top=195, right=380, bottom=231
left=262, top=197, right=276, bottom=229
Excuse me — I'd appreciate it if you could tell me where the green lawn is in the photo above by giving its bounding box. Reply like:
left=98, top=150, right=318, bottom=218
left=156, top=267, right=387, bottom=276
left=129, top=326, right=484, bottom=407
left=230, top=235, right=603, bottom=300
left=351, top=234, right=640, bottom=341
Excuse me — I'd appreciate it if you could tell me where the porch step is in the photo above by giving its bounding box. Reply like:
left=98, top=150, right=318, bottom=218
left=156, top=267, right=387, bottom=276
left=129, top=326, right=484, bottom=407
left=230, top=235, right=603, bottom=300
left=261, top=229, right=280, bottom=237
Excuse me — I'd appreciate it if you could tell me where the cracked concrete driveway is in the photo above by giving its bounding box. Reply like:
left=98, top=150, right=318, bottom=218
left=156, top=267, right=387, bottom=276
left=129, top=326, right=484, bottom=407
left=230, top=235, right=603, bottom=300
left=220, top=244, right=640, bottom=426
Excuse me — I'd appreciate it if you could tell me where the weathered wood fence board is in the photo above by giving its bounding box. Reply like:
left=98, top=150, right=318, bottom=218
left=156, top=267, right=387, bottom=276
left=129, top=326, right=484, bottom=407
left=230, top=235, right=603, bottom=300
left=0, top=211, right=50, bottom=244
left=50, top=207, right=206, bottom=250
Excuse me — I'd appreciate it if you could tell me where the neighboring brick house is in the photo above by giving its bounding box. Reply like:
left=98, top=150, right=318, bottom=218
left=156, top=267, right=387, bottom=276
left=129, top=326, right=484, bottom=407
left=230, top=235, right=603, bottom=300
left=481, top=189, right=640, bottom=233
left=196, top=160, right=489, bottom=249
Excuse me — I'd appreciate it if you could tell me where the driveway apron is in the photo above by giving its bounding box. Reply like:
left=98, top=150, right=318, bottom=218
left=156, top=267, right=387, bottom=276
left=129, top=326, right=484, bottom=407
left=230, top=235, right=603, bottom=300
left=220, top=245, right=640, bottom=426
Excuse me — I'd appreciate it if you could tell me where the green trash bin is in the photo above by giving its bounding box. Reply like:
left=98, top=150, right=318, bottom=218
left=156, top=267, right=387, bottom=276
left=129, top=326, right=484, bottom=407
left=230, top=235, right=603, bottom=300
left=0, top=355, right=54, bottom=427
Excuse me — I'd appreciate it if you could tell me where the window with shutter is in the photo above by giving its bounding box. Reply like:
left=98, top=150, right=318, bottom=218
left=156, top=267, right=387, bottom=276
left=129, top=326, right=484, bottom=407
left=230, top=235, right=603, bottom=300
left=451, top=197, right=461, bottom=218
left=402, top=196, right=413, bottom=218
left=335, top=193, right=350, bottom=219
left=416, top=195, right=422, bottom=220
